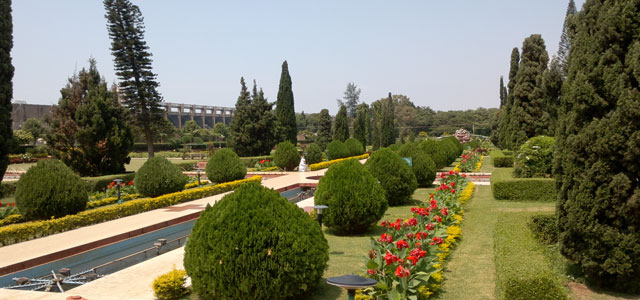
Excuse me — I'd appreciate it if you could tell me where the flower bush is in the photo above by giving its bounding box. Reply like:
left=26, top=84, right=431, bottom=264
left=362, top=171, right=472, bottom=299
left=453, top=150, right=484, bottom=172
left=152, top=267, right=189, bottom=300
left=254, top=159, right=276, bottom=171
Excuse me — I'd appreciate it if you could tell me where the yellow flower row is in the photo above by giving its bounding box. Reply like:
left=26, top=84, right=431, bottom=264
left=458, top=182, right=476, bottom=205
left=308, top=153, right=370, bottom=171
left=0, top=176, right=262, bottom=247
left=184, top=180, right=211, bottom=190
left=473, top=155, right=484, bottom=172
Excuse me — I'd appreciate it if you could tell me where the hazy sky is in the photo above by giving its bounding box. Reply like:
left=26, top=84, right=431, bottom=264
left=11, top=1, right=584, bottom=115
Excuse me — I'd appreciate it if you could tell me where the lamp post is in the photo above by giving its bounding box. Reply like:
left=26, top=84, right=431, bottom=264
left=196, top=169, right=202, bottom=187
left=312, top=205, right=328, bottom=227
left=326, top=274, right=377, bottom=300
left=113, top=179, right=123, bottom=204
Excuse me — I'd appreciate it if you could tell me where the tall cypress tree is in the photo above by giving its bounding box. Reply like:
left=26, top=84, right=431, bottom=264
left=317, top=109, right=332, bottom=150
left=498, top=48, right=519, bottom=149
left=251, top=81, right=277, bottom=155
left=509, top=34, right=550, bottom=148
left=104, top=0, right=163, bottom=158
left=380, top=92, right=396, bottom=147
left=490, top=76, right=507, bottom=146
left=557, top=0, right=577, bottom=75
left=370, top=100, right=383, bottom=150
left=230, top=77, right=252, bottom=156
left=0, top=0, right=13, bottom=180
left=333, top=105, right=349, bottom=142
left=353, top=102, right=369, bottom=146
left=555, top=0, right=640, bottom=291
left=542, top=57, right=563, bottom=133
left=275, top=60, right=297, bottom=144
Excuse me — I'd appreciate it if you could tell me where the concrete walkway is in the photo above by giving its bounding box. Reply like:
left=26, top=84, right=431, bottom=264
left=0, top=168, right=327, bottom=300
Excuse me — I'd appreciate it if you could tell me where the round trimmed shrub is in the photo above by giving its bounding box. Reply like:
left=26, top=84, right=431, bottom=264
left=514, top=136, right=555, bottom=178
left=388, top=143, right=403, bottom=152
left=305, top=143, right=323, bottom=165
left=344, top=138, right=364, bottom=157
left=326, top=140, right=348, bottom=160
left=365, top=148, right=417, bottom=205
left=205, top=148, right=247, bottom=183
left=438, top=138, right=459, bottom=165
left=152, top=268, right=188, bottom=300
left=135, top=157, right=189, bottom=197
left=419, top=139, right=448, bottom=169
left=274, top=141, right=300, bottom=171
left=15, top=159, right=87, bottom=220
left=184, top=182, right=328, bottom=300
left=314, top=159, right=388, bottom=234
left=399, top=142, right=436, bottom=187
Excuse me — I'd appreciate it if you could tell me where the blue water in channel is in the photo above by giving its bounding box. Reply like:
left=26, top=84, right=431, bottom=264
left=0, top=187, right=311, bottom=290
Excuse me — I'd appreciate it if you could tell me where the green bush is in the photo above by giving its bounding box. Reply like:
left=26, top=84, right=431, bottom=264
left=152, top=268, right=189, bottom=300
left=494, top=212, right=567, bottom=300
left=184, top=182, right=328, bottom=300
left=528, top=214, right=557, bottom=245
left=314, top=159, right=388, bottom=234
left=490, top=168, right=555, bottom=201
left=503, top=150, right=513, bottom=156
left=398, top=142, right=436, bottom=187
left=304, top=143, right=323, bottom=165
left=135, top=157, right=189, bottom=197
left=344, top=138, right=364, bottom=157
left=365, top=148, right=417, bottom=205
left=274, top=141, right=300, bottom=171
left=419, top=139, right=448, bottom=169
left=439, top=138, right=460, bottom=165
left=493, top=156, right=514, bottom=168
left=388, top=143, right=402, bottom=152
left=0, top=182, right=18, bottom=198
left=326, top=140, right=349, bottom=160
left=206, top=148, right=247, bottom=183
left=514, top=136, right=555, bottom=178
left=15, top=160, right=88, bottom=220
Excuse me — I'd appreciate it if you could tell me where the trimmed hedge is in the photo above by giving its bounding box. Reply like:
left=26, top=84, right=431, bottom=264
left=528, top=214, right=557, bottom=245
left=398, top=142, right=436, bottom=187
left=491, top=168, right=555, bottom=202
left=206, top=148, right=247, bottom=184
left=304, top=143, right=323, bottom=165
left=135, top=157, right=189, bottom=197
left=327, top=140, right=349, bottom=160
left=345, top=138, right=365, bottom=157
left=494, top=212, right=567, bottom=300
left=274, top=141, right=301, bottom=171
left=365, top=148, right=417, bottom=206
left=493, top=156, right=514, bottom=168
left=185, top=182, right=328, bottom=299
left=0, top=176, right=262, bottom=246
left=15, top=160, right=88, bottom=220
left=314, top=159, right=388, bottom=234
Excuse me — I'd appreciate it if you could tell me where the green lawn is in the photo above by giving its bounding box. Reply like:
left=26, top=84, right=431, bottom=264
left=311, top=188, right=434, bottom=299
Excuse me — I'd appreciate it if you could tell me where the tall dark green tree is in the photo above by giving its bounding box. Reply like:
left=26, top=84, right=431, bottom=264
left=337, top=82, right=361, bottom=119
left=542, top=57, right=563, bottom=133
left=380, top=92, right=396, bottom=147
left=498, top=48, right=519, bottom=149
left=275, top=60, right=296, bottom=144
left=370, top=100, right=383, bottom=150
left=0, top=0, right=13, bottom=180
left=229, top=78, right=276, bottom=156
left=317, top=109, right=332, bottom=150
left=509, top=34, right=550, bottom=148
left=47, top=59, right=134, bottom=176
left=490, top=76, right=507, bottom=146
left=557, top=0, right=577, bottom=74
left=230, top=77, right=252, bottom=156
left=353, top=102, right=369, bottom=146
left=104, top=0, right=163, bottom=158
left=555, top=0, right=640, bottom=292
left=333, top=105, right=349, bottom=142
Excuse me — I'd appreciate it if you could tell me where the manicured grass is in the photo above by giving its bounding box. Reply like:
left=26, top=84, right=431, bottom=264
left=478, top=156, right=495, bottom=173
left=433, top=185, right=557, bottom=300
